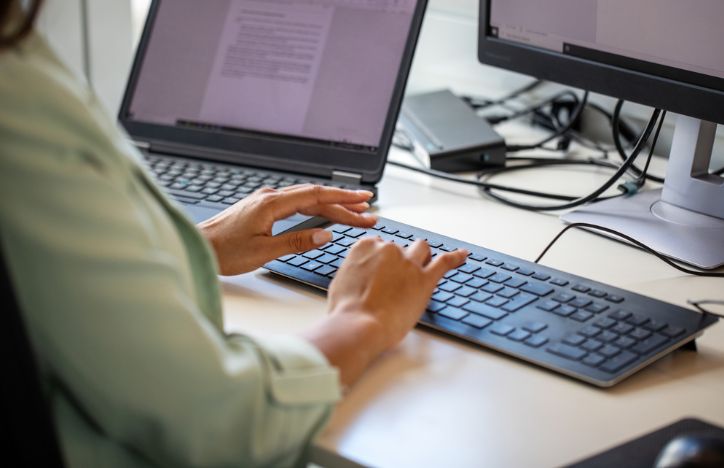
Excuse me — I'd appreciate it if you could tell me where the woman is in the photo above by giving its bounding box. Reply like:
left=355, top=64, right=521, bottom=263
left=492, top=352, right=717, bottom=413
left=0, top=1, right=467, bottom=466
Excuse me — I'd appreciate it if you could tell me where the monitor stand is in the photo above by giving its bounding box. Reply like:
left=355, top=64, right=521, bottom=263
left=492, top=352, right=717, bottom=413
left=562, top=115, right=724, bottom=270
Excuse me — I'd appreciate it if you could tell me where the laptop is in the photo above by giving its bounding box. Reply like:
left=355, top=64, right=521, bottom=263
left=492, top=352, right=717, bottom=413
left=119, top=0, right=427, bottom=233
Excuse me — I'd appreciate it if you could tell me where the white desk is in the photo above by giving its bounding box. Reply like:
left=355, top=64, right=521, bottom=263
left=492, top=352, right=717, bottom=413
left=220, top=137, right=724, bottom=467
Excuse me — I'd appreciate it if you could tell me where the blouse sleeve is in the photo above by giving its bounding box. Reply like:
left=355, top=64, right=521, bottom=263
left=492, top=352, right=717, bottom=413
left=0, top=125, right=341, bottom=467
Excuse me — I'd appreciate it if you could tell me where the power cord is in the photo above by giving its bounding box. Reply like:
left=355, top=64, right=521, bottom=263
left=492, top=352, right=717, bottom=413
left=613, top=100, right=666, bottom=183
left=534, top=223, right=724, bottom=277
left=688, top=300, right=724, bottom=319
left=461, top=79, right=544, bottom=112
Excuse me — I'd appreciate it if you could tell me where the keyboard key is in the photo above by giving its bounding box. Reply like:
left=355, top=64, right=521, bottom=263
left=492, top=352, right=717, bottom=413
left=463, top=302, right=507, bottom=320
left=583, top=354, right=606, bottom=367
left=570, top=298, right=592, bottom=309
left=490, top=323, right=515, bottom=336
left=485, top=296, right=509, bottom=308
left=661, top=326, right=685, bottom=338
left=489, top=272, right=512, bottom=284
left=447, top=297, right=469, bottom=308
left=612, top=322, right=634, bottom=335
left=598, top=330, right=619, bottom=342
left=537, top=300, right=559, bottom=312
left=426, top=240, right=442, bottom=248
left=626, top=314, right=649, bottom=327
left=532, top=273, right=551, bottom=281
left=432, top=291, right=454, bottom=303
left=553, top=305, right=576, bottom=317
left=440, top=244, right=455, bottom=252
left=324, top=245, right=345, bottom=255
left=501, top=292, right=537, bottom=312
left=508, top=329, right=531, bottom=342
left=552, top=293, right=575, bottom=303
left=595, top=317, right=616, bottom=329
left=474, top=268, right=496, bottom=279
left=439, top=282, right=462, bottom=293
left=346, top=228, right=367, bottom=238
left=427, top=301, right=447, bottom=313
left=450, top=273, right=474, bottom=284
left=462, top=315, right=492, bottom=329
left=563, top=334, right=586, bottom=346
left=467, top=278, right=487, bottom=289
left=600, top=351, right=638, bottom=373
left=287, top=256, right=308, bottom=267
left=395, top=231, right=413, bottom=239
left=438, top=307, right=468, bottom=321
left=571, top=310, right=594, bottom=322
left=599, top=344, right=621, bottom=358
left=459, top=263, right=481, bottom=274
left=548, top=343, right=587, bottom=361
left=482, top=283, right=504, bottom=294
left=582, top=339, right=603, bottom=352
left=550, top=278, right=569, bottom=287
left=315, top=265, right=336, bottom=276
left=331, top=258, right=344, bottom=268
left=580, top=325, right=602, bottom=338
left=631, top=334, right=669, bottom=355
left=586, top=303, right=609, bottom=314
left=471, top=291, right=493, bottom=303
left=497, top=287, right=519, bottom=299
left=630, top=328, right=652, bottom=340
left=469, top=253, right=486, bottom=262
left=337, top=237, right=356, bottom=247
left=644, top=320, right=668, bottom=332
left=522, top=322, right=548, bottom=333
left=317, top=254, right=338, bottom=264
left=456, top=286, right=477, bottom=298
left=589, top=289, right=607, bottom=298
left=605, top=295, right=625, bottom=303
left=516, top=267, right=534, bottom=276
left=609, top=310, right=632, bottom=321
left=525, top=336, right=549, bottom=348
left=520, top=282, right=554, bottom=297
left=486, top=259, right=504, bottom=267
left=302, top=261, right=323, bottom=272
left=501, top=263, right=519, bottom=272
left=278, top=254, right=296, bottom=263
left=505, top=278, right=527, bottom=289
left=614, top=336, right=636, bottom=348
left=332, top=225, right=351, bottom=234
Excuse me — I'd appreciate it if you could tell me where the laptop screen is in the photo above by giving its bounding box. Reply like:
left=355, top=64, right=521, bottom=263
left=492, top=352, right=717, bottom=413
left=126, top=0, right=417, bottom=153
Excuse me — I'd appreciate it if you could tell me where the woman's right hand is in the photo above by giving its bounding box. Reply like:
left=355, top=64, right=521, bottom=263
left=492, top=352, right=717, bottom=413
left=303, top=237, right=468, bottom=387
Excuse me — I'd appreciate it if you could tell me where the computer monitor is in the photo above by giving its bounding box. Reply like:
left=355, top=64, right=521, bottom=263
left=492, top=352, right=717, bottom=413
left=477, top=0, right=724, bottom=269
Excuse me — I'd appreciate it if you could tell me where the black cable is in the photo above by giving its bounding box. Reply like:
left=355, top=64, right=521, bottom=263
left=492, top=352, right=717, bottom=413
left=506, top=92, right=589, bottom=152
left=486, top=90, right=579, bottom=125
left=612, top=100, right=666, bottom=184
left=389, top=157, right=624, bottom=202
left=634, top=111, right=667, bottom=187
left=535, top=223, right=724, bottom=277
left=688, top=300, right=724, bottom=319
left=478, top=108, right=662, bottom=211
left=462, top=79, right=544, bottom=111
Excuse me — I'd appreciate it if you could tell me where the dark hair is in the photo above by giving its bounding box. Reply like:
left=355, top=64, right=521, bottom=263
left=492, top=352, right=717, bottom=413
left=0, top=0, right=43, bottom=50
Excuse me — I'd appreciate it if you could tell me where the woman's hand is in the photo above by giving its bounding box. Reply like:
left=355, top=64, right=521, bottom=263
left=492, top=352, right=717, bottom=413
left=303, top=237, right=468, bottom=387
left=198, top=184, right=376, bottom=275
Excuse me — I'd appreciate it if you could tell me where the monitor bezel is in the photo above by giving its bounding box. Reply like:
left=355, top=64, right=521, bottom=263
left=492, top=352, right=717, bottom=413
left=477, top=1, right=724, bottom=125
left=118, top=0, right=428, bottom=184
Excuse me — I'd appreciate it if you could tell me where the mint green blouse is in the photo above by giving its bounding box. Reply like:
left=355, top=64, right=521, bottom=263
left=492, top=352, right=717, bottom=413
left=0, top=33, right=340, bottom=468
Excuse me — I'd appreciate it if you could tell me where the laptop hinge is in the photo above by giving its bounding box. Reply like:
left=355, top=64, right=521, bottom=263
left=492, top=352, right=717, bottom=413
left=133, top=140, right=151, bottom=150
left=332, top=170, right=363, bottom=185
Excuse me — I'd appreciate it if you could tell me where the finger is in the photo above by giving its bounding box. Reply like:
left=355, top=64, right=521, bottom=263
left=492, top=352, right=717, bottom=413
left=266, top=228, right=334, bottom=259
left=269, top=185, right=374, bottom=220
left=341, top=202, right=371, bottom=213
left=424, top=249, right=469, bottom=285
left=347, top=236, right=383, bottom=257
left=405, top=240, right=431, bottom=267
left=301, top=204, right=378, bottom=227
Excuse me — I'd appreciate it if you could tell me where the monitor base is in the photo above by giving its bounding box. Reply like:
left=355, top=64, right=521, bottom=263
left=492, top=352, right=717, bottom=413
left=562, top=189, right=724, bottom=270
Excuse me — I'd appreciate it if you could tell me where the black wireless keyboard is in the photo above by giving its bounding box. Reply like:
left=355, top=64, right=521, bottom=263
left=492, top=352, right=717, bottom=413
left=265, top=218, right=718, bottom=387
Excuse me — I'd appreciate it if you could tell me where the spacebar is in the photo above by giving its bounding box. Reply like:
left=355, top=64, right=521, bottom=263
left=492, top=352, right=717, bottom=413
left=167, top=189, right=206, bottom=200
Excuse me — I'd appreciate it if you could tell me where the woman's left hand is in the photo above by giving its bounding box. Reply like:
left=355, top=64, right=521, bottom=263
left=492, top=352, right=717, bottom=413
left=198, top=184, right=377, bottom=275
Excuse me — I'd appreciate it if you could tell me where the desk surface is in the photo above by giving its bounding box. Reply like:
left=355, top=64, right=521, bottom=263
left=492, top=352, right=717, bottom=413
left=220, top=134, right=724, bottom=468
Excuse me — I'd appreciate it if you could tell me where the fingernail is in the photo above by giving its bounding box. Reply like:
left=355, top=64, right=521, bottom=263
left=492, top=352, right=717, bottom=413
left=313, top=230, right=332, bottom=245
left=357, top=190, right=374, bottom=197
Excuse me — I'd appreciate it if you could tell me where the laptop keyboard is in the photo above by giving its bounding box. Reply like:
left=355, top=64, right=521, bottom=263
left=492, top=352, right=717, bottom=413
left=142, top=154, right=362, bottom=207
left=264, top=217, right=718, bottom=387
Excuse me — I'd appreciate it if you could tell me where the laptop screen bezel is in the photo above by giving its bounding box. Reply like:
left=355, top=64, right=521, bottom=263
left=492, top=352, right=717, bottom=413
left=118, top=0, right=428, bottom=184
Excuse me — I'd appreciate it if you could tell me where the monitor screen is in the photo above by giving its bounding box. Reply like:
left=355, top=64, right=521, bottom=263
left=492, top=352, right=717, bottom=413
left=127, top=0, right=417, bottom=152
left=487, top=0, right=724, bottom=92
